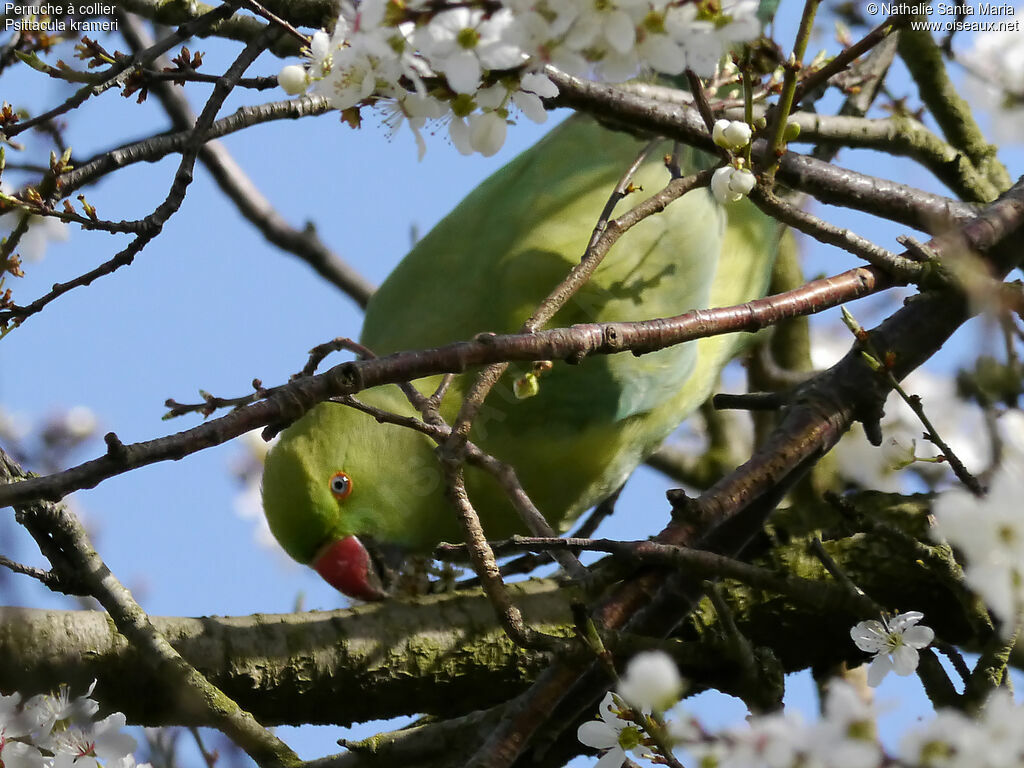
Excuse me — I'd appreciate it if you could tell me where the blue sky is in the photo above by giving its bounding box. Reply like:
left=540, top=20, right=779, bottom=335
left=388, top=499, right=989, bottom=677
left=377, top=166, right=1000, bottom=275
left=1, top=4, right=1022, bottom=764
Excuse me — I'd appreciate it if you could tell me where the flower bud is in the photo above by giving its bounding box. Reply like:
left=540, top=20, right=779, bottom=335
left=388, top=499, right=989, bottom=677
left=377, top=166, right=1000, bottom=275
left=711, top=166, right=756, bottom=204
left=712, top=119, right=752, bottom=151
left=278, top=64, right=309, bottom=95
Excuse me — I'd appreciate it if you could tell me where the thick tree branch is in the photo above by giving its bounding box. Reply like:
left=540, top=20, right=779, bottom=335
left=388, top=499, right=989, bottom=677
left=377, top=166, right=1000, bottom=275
left=0, top=511, right=1000, bottom=728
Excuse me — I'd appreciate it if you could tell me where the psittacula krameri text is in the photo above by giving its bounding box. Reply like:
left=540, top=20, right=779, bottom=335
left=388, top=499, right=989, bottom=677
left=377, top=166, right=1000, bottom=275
left=262, top=115, right=784, bottom=599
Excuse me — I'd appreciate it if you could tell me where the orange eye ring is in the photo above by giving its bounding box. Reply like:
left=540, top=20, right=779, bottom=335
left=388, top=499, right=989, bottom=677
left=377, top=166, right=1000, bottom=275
left=329, top=471, right=353, bottom=500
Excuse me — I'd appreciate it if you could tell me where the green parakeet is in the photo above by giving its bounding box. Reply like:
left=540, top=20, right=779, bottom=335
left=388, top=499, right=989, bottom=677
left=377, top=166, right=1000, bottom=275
left=262, top=114, right=784, bottom=599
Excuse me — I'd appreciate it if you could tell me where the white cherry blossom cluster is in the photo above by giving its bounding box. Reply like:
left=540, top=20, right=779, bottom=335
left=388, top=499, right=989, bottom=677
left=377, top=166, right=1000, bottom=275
left=578, top=648, right=1024, bottom=768
left=0, top=682, right=147, bottom=768
left=931, top=453, right=1024, bottom=637
left=901, top=689, right=1024, bottom=768
left=687, top=681, right=882, bottom=768
left=277, top=0, right=760, bottom=156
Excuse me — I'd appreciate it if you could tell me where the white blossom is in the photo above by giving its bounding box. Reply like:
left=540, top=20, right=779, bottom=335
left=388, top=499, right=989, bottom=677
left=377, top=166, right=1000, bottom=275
left=973, top=689, right=1024, bottom=767
left=380, top=91, right=448, bottom=160
left=448, top=115, right=476, bottom=156
left=45, top=712, right=137, bottom=768
left=276, top=28, right=335, bottom=94
left=512, top=71, right=558, bottom=122
left=0, top=406, right=31, bottom=442
left=507, top=1, right=590, bottom=75
left=22, top=680, right=98, bottom=740
left=806, top=681, right=883, bottom=768
left=0, top=685, right=144, bottom=768
left=708, top=711, right=804, bottom=768
left=850, top=611, right=934, bottom=686
left=665, top=4, right=720, bottom=77
left=577, top=692, right=642, bottom=768
left=63, top=406, right=99, bottom=440
left=0, top=694, right=43, bottom=768
left=617, top=650, right=683, bottom=713
left=711, top=166, right=755, bottom=204
left=308, top=28, right=335, bottom=77
left=901, top=709, right=981, bottom=768
left=932, top=456, right=1024, bottom=634
left=270, top=0, right=760, bottom=156
left=898, top=689, right=1024, bottom=768
left=718, top=0, right=761, bottom=44
left=880, top=436, right=917, bottom=472
left=314, top=46, right=387, bottom=110
left=414, top=8, right=523, bottom=94
left=468, top=112, right=508, bottom=157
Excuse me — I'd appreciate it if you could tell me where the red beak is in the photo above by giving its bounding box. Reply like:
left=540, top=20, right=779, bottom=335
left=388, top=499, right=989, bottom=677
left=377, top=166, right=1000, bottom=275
left=313, top=536, right=388, bottom=601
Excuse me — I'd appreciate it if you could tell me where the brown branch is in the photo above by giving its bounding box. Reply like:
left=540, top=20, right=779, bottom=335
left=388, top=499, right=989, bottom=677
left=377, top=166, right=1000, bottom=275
left=448, top=535, right=880, bottom=618
left=0, top=265, right=892, bottom=509
left=60, top=97, right=335, bottom=196
left=1, top=233, right=157, bottom=328
left=545, top=69, right=979, bottom=230
left=441, top=462, right=565, bottom=651
left=749, top=186, right=923, bottom=278
left=239, top=0, right=310, bottom=44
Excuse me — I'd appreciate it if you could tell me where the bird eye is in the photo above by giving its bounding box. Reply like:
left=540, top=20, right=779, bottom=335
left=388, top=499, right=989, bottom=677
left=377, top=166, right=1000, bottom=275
left=329, top=471, right=353, bottom=500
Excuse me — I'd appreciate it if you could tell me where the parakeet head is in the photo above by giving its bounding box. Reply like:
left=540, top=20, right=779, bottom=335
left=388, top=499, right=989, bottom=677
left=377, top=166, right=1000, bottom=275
left=261, top=392, right=453, bottom=600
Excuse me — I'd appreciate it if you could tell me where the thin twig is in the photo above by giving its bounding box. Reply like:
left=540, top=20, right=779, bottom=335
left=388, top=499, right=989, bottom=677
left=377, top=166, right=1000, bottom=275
left=239, top=0, right=310, bottom=44
left=764, top=0, right=822, bottom=179
left=6, top=2, right=242, bottom=138
left=116, top=11, right=375, bottom=308
left=791, top=15, right=906, bottom=105
left=0, top=554, right=76, bottom=593
left=749, top=186, right=923, bottom=280
left=685, top=69, right=718, bottom=135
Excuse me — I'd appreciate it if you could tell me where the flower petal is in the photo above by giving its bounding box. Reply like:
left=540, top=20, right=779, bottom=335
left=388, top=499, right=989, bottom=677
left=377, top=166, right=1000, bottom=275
left=595, top=747, right=628, bottom=768
left=902, top=625, right=935, bottom=649
left=604, top=10, right=636, bottom=53
left=866, top=654, right=892, bottom=687
left=442, top=50, right=482, bottom=93
left=892, top=645, right=920, bottom=676
left=578, top=722, right=620, bottom=750
left=891, top=611, right=923, bottom=630
left=850, top=621, right=888, bottom=653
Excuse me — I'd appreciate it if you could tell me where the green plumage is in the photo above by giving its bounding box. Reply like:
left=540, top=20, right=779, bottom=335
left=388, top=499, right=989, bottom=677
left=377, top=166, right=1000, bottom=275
left=262, top=115, right=783, bottom=570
